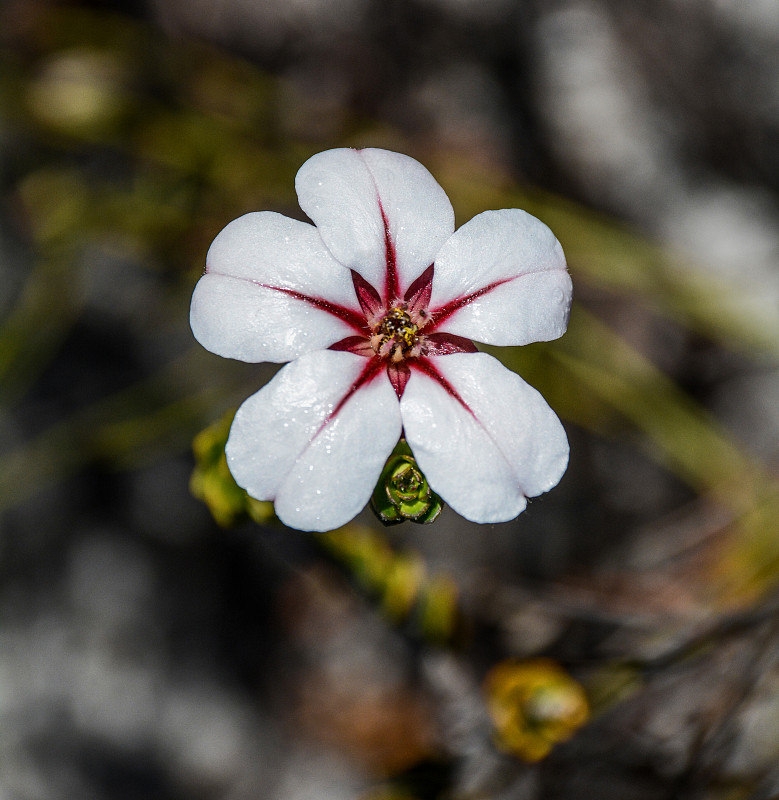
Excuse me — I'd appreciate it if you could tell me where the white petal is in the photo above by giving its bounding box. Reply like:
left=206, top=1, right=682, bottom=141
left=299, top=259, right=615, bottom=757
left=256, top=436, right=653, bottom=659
left=430, top=209, right=572, bottom=346
left=295, top=148, right=454, bottom=298
left=191, top=212, right=363, bottom=363
left=401, top=353, right=568, bottom=523
left=226, top=350, right=402, bottom=531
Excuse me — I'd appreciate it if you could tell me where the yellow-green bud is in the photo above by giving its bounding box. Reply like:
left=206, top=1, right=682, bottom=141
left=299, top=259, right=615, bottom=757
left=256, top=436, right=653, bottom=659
left=371, top=442, right=443, bottom=526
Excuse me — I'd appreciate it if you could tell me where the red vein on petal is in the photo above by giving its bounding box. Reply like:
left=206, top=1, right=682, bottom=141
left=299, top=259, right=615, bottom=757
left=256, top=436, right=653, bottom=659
left=410, top=357, right=527, bottom=496
left=410, top=357, right=476, bottom=419
left=317, top=357, right=385, bottom=436
left=276, top=357, right=387, bottom=500
left=206, top=269, right=368, bottom=334
left=356, top=148, right=400, bottom=304
left=428, top=278, right=513, bottom=329
left=379, top=201, right=399, bottom=304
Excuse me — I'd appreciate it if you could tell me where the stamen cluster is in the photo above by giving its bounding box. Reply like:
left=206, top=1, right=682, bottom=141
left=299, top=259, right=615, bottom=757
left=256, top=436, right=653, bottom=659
left=371, top=305, right=425, bottom=362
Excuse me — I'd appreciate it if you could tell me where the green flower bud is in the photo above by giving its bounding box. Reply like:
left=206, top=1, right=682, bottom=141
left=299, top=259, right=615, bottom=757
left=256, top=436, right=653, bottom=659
left=371, top=442, right=443, bottom=526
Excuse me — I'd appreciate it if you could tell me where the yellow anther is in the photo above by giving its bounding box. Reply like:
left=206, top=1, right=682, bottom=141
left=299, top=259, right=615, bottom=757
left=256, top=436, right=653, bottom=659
left=375, top=306, right=420, bottom=361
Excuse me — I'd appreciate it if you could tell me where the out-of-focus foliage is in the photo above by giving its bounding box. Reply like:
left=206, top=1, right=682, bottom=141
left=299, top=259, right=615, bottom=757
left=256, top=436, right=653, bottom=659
left=190, top=407, right=274, bottom=527
left=484, top=659, right=589, bottom=762
left=318, top=526, right=462, bottom=645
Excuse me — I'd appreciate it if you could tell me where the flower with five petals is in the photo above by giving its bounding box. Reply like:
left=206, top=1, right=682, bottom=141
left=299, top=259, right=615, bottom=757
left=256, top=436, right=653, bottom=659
left=190, top=148, right=571, bottom=531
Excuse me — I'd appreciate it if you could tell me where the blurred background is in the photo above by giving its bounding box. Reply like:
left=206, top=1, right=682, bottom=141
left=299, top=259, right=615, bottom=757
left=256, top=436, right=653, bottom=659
left=1, top=0, right=779, bottom=798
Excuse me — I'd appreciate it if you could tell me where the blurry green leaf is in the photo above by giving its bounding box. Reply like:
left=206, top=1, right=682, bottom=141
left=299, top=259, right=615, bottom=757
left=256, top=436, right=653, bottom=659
left=27, top=47, right=133, bottom=137
left=484, top=658, right=590, bottom=762
left=416, top=574, right=461, bottom=645
left=381, top=553, right=426, bottom=621
left=583, top=663, right=644, bottom=715
left=190, top=407, right=274, bottom=527
left=317, top=526, right=463, bottom=644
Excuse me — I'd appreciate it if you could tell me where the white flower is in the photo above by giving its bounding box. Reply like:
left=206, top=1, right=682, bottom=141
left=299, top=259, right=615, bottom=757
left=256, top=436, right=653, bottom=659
left=190, top=148, right=571, bottom=532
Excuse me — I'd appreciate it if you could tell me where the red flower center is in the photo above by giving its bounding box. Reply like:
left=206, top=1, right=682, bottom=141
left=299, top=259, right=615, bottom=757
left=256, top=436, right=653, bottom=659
left=326, top=266, right=478, bottom=398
